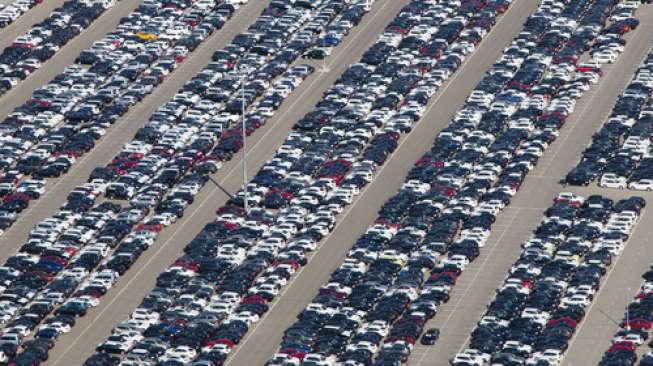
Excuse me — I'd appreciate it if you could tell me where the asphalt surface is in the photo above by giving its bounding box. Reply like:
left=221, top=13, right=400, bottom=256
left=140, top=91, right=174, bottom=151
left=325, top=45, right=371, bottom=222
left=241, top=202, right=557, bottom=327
left=0, top=0, right=271, bottom=265
left=406, top=6, right=653, bottom=366
left=556, top=8, right=653, bottom=365
left=0, top=0, right=70, bottom=52
left=3, top=1, right=650, bottom=365
left=38, top=0, right=431, bottom=364
left=558, top=190, right=653, bottom=366
left=223, top=1, right=544, bottom=364
left=0, top=0, right=142, bottom=120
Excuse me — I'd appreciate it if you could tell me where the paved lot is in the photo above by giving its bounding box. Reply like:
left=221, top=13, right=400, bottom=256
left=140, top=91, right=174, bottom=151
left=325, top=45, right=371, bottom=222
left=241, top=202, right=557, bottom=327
left=40, top=0, right=426, bottom=364
left=559, top=188, right=653, bottom=366
left=223, top=1, right=543, bottom=364
left=3, top=1, right=651, bottom=365
left=0, top=0, right=144, bottom=120
left=0, top=0, right=70, bottom=51
left=553, top=13, right=653, bottom=363
left=0, top=0, right=270, bottom=265
left=407, top=6, right=653, bottom=366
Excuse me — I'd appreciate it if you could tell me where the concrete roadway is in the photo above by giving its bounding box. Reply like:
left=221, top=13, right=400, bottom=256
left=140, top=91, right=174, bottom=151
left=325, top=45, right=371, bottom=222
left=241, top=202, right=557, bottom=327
left=554, top=7, right=653, bottom=366
left=558, top=188, right=653, bottom=366
left=0, top=0, right=148, bottom=119
left=0, top=0, right=272, bottom=264
left=41, top=0, right=422, bottom=364
left=14, top=2, right=651, bottom=366
left=223, top=1, right=543, bottom=365
left=406, top=5, right=653, bottom=366
left=0, top=0, right=70, bottom=51
left=507, top=9, right=653, bottom=365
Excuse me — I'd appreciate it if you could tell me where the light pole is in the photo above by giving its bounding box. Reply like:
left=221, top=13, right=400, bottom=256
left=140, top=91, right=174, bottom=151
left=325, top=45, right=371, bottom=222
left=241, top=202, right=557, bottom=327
left=625, top=287, right=631, bottom=330
left=241, top=71, right=248, bottom=216
left=320, top=31, right=330, bottom=73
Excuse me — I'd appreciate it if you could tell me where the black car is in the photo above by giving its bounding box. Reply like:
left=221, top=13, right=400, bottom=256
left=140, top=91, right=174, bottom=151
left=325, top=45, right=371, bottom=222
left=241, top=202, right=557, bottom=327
left=420, top=328, right=440, bottom=345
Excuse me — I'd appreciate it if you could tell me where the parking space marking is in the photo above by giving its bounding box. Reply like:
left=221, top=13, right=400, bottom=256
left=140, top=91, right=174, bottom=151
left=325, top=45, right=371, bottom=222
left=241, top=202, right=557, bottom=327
left=225, top=0, right=544, bottom=363
left=0, top=0, right=268, bottom=258
left=560, top=216, right=645, bottom=365
left=48, top=1, right=424, bottom=363
left=562, top=210, right=653, bottom=365
left=412, top=210, right=521, bottom=366
left=408, top=6, right=653, bottom=365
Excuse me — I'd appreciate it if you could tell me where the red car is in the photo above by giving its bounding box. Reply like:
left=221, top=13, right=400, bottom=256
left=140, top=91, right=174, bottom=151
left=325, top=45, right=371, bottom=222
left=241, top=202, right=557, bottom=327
left=621, top=317, right=652, bottom=330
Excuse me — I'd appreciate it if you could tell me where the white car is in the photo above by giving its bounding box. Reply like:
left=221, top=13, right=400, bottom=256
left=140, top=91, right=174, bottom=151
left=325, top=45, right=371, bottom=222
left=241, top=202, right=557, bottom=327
left=40, top=321, right=71, bottom=334
left=599, top=174, right=627, bottom=189
left=451, top=352, right=483, bottom=366
left=162, top=346, right=196, bottom=362
left=628, top=179, right=653, bottom=191
left=560, top=294, right=591, bottom=308
left=613, top=333, right=645, bottom=346
left=528, top=349, right=562, bottom=365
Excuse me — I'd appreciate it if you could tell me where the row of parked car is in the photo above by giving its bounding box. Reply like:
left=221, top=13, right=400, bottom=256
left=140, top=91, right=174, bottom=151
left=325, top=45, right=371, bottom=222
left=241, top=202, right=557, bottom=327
left=263, top=0, right=642, bottom=365
left=454, top=193, right=644, bottom=366
left=565, top=44, right=653, bottom=190
left=0, top=0, right=41, bottom=28
left=0, top=0, right=118, bottom=95
left=599, top=263, right=653, bottom=366
left=78, top=0, right=518, bottom=365
left=0, top=0, right=377, bottom=365
left=0, top=0, right=250, bottom=232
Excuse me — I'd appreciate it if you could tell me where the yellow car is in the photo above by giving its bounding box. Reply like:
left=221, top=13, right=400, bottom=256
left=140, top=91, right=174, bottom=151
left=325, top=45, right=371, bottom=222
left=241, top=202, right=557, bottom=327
left=136, top=32, right=158, bottom=41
